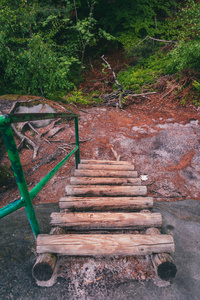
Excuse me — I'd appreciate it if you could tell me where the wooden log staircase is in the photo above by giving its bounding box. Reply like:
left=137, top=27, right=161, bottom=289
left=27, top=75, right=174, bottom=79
left=34, top=159, right=176, bottom=283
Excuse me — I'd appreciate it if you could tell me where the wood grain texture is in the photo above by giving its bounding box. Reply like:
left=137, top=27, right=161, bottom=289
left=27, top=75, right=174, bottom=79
left=78, top=164, right=135, bottom=171
left=80, top=159, right=133, bottom=165
left=70, top=177, right=141, bottom=186
left=74, top=170, right=138, bottom=178
left=32, top=253, right=57, bottom=281
left=65, top=185, right=147, bottom=196
left=145, top=227, right=177, bottom=281
left=36, top=234, right=175, bottom=256
left=59, top=196, right=153, bottom=210
left=50, top=212, right=162, bottom=229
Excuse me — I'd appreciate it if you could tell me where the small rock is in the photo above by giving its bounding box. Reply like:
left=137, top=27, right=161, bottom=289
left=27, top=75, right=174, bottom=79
left=189, top=119, right=199, bottom=126
left=140, top=175, right=148, bottom=181
left=141, top=275, right=146, bottom=280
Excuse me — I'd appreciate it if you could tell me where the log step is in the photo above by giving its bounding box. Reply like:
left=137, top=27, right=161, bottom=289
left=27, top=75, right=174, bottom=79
left=74, top=170, right=138, bottom=178
left=70, top=177, right=141, bottom=186
left=50, top=212, right=162, bottom=229
left=59, top=196, right=153, bottom=211
left=80, top=159, right=133, bottom=165
left=78, top=164, right=135, bottom=171
left=36, top=234, right=175, bottom=256
left=65, top=185, right=147, bottom=197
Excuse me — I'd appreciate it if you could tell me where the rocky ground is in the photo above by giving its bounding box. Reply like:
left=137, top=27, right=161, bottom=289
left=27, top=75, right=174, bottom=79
left=0, top=93, right=200, bottom=207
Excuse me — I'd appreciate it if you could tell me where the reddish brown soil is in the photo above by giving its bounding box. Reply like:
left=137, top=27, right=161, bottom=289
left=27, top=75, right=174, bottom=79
left=0, top=50, right=200, bottom=207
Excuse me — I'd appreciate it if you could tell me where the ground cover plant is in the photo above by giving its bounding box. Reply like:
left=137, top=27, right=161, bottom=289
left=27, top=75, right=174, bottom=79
left=0, top=0, right=199, bottom=105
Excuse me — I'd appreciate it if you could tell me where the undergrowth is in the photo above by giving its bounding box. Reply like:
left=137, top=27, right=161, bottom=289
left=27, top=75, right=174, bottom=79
left=61, top=89, right=103, bottom=106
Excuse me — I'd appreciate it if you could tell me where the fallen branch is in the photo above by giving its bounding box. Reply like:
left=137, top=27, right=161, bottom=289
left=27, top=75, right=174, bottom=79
left=161, top=85, right=179, bottom=99
left=21, top=121, right=41, bottom=136
left=101, top=55, right=123, bottom=89
left=101, top=55, right=123, bottom=108
left=58, top=147, right=68, bottom=152
left=136, top=36, right=177, bottom=47
left=11, top=124, right=39, bottom=159
left=8, top=103, right=40, bottom=159
left=101, top=91, right=156, bottom=107
left=126, top=92, right=156, bottom=97
left=111, top=147, right=121, bottom=161
left=70, top=137, right=92, bottom=144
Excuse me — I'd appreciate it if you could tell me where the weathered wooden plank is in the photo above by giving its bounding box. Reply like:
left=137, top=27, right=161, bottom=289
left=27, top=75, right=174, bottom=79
left=59, top=196, right=153, bottom=211
left=36, top=234, right=175, bottom=256
left=74, top=170, right=138, bottom=178
left=50, top=212, right=162, bottom=229
left=70, top=177, right=141, bottom=186
left=145, top=227, right=177, bottom=281
left=80, top=159, right=133, bottom=165
left=78, top=164, right=135, bottom=171
left=65, top=185, right=147, bottom=196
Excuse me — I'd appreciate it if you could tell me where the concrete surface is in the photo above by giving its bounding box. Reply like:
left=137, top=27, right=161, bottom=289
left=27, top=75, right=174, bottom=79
left=0, top=200, right=199, bottom=300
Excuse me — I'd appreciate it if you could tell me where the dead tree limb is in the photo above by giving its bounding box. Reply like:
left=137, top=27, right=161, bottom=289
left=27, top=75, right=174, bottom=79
left=126, top=92, right=156, bottom=97
left=11, top=124, right=39, bottom=159
left=136, top=36, right=177, bottom=47
left=111, top=147, right=121, bottom=161
left=101, top=55, right=123, bottom=89
left=101, top=55, right=123, bottom=108
left=8, top=103, right=40, bottom=159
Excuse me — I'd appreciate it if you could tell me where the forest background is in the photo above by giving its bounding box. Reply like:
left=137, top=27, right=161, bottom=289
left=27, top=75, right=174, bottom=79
left=0, top=0, right=200, bottom=105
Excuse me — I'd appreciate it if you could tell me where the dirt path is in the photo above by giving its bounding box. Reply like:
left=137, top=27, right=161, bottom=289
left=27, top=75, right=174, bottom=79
left=1, top=95, right=200, bottom=207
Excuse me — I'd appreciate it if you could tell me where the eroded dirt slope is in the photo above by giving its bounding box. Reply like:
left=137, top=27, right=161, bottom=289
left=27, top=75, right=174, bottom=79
left=0, top=95, right=200, bottom=207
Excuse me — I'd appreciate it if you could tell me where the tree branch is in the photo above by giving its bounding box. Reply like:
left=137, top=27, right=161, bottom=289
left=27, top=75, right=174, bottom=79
left=136, top=36, right=177, bottom=47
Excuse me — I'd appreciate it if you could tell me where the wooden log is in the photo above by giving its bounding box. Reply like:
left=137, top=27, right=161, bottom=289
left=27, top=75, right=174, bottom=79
left=59, top=196, right=153, bottom=211
left=32, top=253, right=57, bottom=282
left=146, top=228, right=177, bottom=281
left=70, top=177, right=141, bottom=186
left=50, top=212, right=162, bottom=229
left=32, top=227, right=65, bottom=283
left=50, top=227, right=66, bottom=235
left=80, top=159, right=133, bottom=165
left=36, top=234, right=175, bottom=256
left=65, top=185, right=147, bottom=197
left=74, top=169, right=138, bottom=178
left=78, top=164, right=135, bottom=171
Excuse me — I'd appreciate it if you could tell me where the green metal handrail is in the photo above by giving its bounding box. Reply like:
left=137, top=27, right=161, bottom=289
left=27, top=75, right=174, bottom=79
left=0, top=112, right=80, bottom=238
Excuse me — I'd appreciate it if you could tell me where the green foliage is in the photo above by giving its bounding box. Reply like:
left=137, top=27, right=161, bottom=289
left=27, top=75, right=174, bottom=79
left=2, top=34, right=77, bottom=97
left=166, top=40, right=200, bottom=73
left=117, top=52, right=170, bottom=91
left=193, top=80, right=200, bottom=92
left=62, top=89, right=103, bottom=105
left=117, top=68, right=155, bottom=92
left=95, top=0, right=175, bottom=36
left=170, top=0, right=200, bottom=41
left=0, top=0, right=199, bottom=100
left=0, top=0, right=79, bottom=97
left=62, top=88, right=90, bottom=105
left=0, top=165, right=15, bottom=187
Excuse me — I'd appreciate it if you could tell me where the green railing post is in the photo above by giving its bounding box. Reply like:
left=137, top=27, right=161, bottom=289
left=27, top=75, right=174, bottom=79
left=0, top=112, right=80, bottom=238
left=0, top=117, right=40, bottom=238
left=74, top=116, right=80, bottom=168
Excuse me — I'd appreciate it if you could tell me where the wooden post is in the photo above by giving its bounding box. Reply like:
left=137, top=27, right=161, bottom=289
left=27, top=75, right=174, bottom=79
left=146, top=228, right=177, bottom=281
left=32, top=253, right=57, bottom=282
left=32, top=227, right=65, bottom=285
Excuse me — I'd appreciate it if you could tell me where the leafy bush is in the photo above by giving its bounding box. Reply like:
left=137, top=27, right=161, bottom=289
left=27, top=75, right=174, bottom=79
left=193, top=80, right=200, bottom=92
left=117, top=68, right=155, bottom=91
left=166, top=40, right=200, bottom=73
left=62, top=89, right=103, bottom=105
left=117, top=52, right=171, bottom=91
left=3, top=34, right=78, bottom=98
